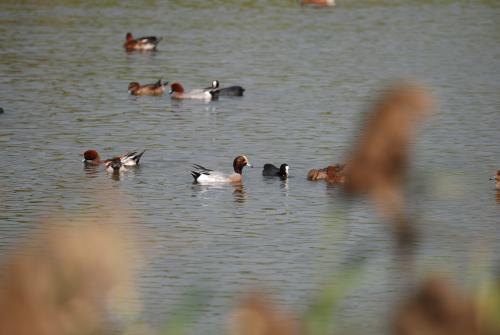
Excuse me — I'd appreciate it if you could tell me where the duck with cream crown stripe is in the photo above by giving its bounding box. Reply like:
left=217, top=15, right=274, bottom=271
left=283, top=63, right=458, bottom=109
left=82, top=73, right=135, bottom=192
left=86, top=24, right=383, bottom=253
left=123, top=32, right=161, bottom=51
left=191, top=156, right=252, bottom=184
left=128, top=80, right=168, bottom=96
left=170, top=82, right=219, bottom=100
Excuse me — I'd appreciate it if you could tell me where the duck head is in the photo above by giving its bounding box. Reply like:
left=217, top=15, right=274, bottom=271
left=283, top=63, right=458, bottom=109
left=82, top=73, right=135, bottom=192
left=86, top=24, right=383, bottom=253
left=212, top=80, right=220, bottom=89
left=126, top=32, right=133, bottom=41
left=169, top=82, right=184, bottom=94
left=279, top=164, right=289, bottom=179
left=128, top=82, right=140, bottom=94
left=83, top=150, right=100, bottom=163
left=233, top=155, right=252, bottom=174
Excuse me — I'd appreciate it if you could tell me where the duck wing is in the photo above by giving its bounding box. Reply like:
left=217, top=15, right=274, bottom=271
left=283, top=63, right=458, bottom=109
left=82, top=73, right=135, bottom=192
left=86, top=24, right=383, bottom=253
left=138, top=36, right=161, bottom=44
left=192, top=164, right=213, bottom=173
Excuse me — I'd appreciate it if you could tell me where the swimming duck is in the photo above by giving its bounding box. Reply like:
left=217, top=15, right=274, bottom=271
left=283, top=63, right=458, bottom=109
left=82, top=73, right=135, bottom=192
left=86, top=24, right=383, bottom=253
left=82, top=149, right=145, bottom=167
left=206, top=80, right=245, bottom=97
left=128, top=80, right=168, bottom=96
left=105, top=157, right=125, bottom=173
left=307, top=164, right=345, bottom=183
left=300, top=0, right=335, bottom=6
left=123, top=32, right=161, bottom=51
left=490, top=170, right=500, bottom=190
left=191, top=155, right=252, bottom=184
left=262, top=163, right=289, bottom=179
left=170, top=82, right=219, bottom=100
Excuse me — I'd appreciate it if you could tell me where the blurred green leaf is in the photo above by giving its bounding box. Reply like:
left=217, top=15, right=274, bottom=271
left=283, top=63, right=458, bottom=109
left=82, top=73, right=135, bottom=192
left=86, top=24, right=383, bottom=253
left=303, top=266, right=362, bottom=335
left=159, top=288, right=211, bottom=335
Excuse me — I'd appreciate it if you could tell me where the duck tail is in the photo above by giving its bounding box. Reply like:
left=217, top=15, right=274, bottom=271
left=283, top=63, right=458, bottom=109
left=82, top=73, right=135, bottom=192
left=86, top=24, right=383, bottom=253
left=132, top=150, right=146, bottom=164
left=191, top=170, right=201, bottom=182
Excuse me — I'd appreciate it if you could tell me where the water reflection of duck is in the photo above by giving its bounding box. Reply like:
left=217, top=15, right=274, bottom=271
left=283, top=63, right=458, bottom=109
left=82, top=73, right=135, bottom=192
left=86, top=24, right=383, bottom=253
left=233, top=184, right=246, bottom=203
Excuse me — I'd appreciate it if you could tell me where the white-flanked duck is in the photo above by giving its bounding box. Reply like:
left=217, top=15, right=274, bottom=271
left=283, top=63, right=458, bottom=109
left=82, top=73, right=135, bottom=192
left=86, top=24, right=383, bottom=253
left=206, top=80, right=245, bottom=97
left=262, top=163, right=289, bottom=179
left=123, top=32, right=161, bottom=51
left=191, top=155, right=252, bottom=184
left=128, top=79, right=168, bottom=96
left=82, top=149, right=145, bottom=168
left=170, top=82, right=219, bottom=100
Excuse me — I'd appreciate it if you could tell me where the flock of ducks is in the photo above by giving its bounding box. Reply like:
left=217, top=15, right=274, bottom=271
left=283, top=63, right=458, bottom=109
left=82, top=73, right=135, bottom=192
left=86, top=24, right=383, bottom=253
left=124, top=33, right=244, bottom=100
left=109, top=33, right=287, bottom=184
left=83, top=32, right=499, bottom=192
left=83, top=148, right=290, bottom=185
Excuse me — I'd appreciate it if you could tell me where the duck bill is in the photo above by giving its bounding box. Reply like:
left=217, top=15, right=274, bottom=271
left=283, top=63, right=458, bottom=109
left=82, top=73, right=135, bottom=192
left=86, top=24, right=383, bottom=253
left=246, top=163, right=253, bottom=168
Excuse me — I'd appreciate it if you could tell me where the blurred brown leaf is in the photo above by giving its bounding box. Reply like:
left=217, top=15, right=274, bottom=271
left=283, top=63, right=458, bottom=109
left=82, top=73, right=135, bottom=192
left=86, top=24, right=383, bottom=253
left=393, top=276, right=481, bottom=335
left=0, top=223, right=135, bottom=335
left=342, top=81, right=434, bottom=242
left=227, top=292, right=300, bottom=335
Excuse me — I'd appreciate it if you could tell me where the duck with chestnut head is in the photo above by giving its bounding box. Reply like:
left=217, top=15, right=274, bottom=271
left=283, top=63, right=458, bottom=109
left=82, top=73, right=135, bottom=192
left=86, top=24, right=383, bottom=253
left=82, top=149, right=145, bottom=168
left=169, top=82, right=219, bottom=100
left=191, top=155, right=252, bottom=184
left=123, top=32, right=161, bottom=51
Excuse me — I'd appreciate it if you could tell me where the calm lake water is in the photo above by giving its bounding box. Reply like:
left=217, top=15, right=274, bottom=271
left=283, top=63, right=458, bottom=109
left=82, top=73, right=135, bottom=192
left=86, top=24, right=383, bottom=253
left=0, top=0, right=498, bottom=334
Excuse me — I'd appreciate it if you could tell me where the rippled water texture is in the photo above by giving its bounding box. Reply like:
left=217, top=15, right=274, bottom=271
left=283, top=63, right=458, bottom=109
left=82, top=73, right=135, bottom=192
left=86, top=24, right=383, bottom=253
left=0, top=1, right=499, bottom=334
